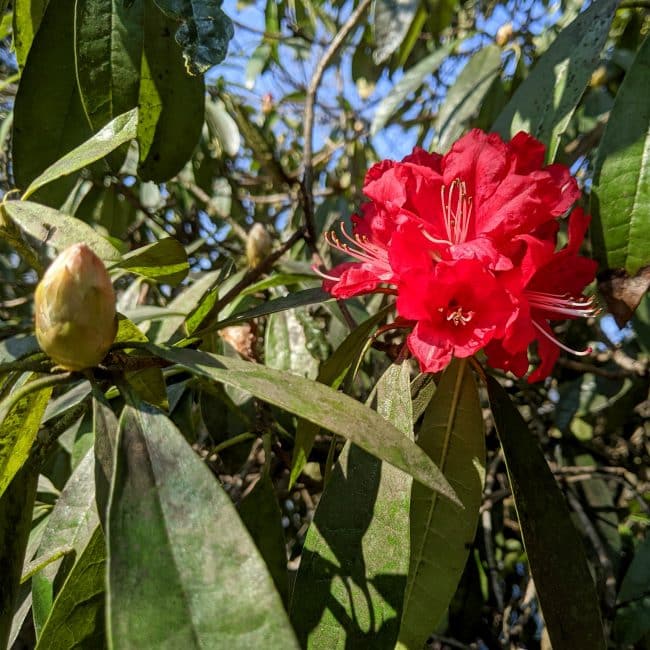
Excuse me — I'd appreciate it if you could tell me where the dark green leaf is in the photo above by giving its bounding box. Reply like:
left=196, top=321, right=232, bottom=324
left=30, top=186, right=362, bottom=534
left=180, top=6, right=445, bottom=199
left=22, top=110, right=139, bottom=200
left=151, top=0, right=233, bottom=75
left=115, top=238, right=189, bottom=286
left=13, top=0, right=93, bottom=194
left=137, top=3, right=205, bottom=182
left=74, top=0, right=144, bottom=132
left=492, top=0, right=617, bottom=161
left=0, top=464, right=38, bottom=649
left=35, top=526, right=105, bottom=650
left=201, top=287, right=331, bottom=333
left=3, top=201, right=122, bottom=262
left=32, top=450, right=99, bottom=636
left=238, top=473, right=288, bottom=605
left=486, top=375, right=606, bottom=650
left=146, top=344, right=458, bottom=500
left=93, top=391, right=118, bottom=528
left=591, top=34, right=650, bottom=275
left=372, top=0, right=418, bottom=64
left=435, top=45, right=502, bottom=152
left=289, top=307, right=389, bottom=488
left=106, top=401, right=299, bottom=648
left=0, top=334, right=39, bottom=366
left=0, top=376, right=52, bottom=499
left=290, top=363, right=412, bottom=647
left=399, top=359, right=485, bottom=648
left=371, top=43, right=454, bottom=136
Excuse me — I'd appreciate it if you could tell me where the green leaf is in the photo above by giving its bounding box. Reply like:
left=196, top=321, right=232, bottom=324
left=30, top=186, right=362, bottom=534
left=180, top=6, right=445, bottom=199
left=290, top=363, right=412, bottom=647
left=23, top=109, right=139, bottom=200
left=0, top=464, right=38, bottom=649
left=152, top=270, right=222, bottom=343
left=151, top=0, right=233, bottom=75
left=289, top=308, right=389, bottom=488
left=614, top=533, right=650, bottom=644
left=76, top=184, right=135, bottom=240
left=3, top=201, right=122, bottom=262
left=205, top=98, right=240, bottom=156
left=32, top=449, right=99, bottom=636
left=200, top=287, right=331, bottom=334
left=106, top=401, right=299, bottom=648
left=238, top=473, right=288, bottom=605
left=486, top=375, right=606, bottom=650
left=0, top=334, right=39, bottom=366
left=35, top=526, right=105, bottom=650
left=398, top=359, right=485, bottom=649
left=0, top=376, right=52, bottom=499
left=93, top=391, right=118, bottom=528
left=591, top=34, right=650, bottom=276
left=74, top=0, right=144, bottom=133
left=435, top=45, right=502, bottom=152
left=115, top=238, right=189, bottom=286
left=12, top=0, right=49, bottom=70
left=147, top=344, right=458, bottom=500
left=264, top=308, right=320, bottom=379
left=137, top=3, right=205, bottom=182
left=13, top=0, right=93, bottom=195
left=371, top=43, right=454, bottom=136
left=245, top=42, right=272, bottom=90
left=492, top=0, right=617, bottom=161
left=372, top=0, right=418, bottom=64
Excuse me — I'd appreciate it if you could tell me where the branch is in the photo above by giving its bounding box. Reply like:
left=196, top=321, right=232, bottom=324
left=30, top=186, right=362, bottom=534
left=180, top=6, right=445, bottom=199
left=301, top=0, right=372, bottom=246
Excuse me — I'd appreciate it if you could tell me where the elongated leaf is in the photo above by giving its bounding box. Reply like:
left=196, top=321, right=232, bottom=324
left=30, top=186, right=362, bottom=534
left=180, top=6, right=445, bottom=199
left=32, top=450, right=99, bottom=636
left=372, top=0, right=418, bottom=64
left=23, top=109, right=139, bottom=200
left=486, top=375, right=606, bottom=649
left=13, top=0, right=49, bottom=70
left=93, top=392, right=118, bottom=528
left=290, top=363, right=412, bottom=647
left=0, top=464, right=38, bottom=649
left=115, top=238, right=189, bottom=286
left=201, top=287, right=331, bottom=334
left=147, top=344, right=458, bottom=500
left=435, top=45, right=502, bottom=152
left=74, top=0, right=144, bottom=132
left=591, top=35, right=650, bottom=276
left=13, top=0, right=93, bottom=194
left=371, top=43, right=454, bottom=136
left=0, top=377, right=52, bottom=499
left=398, top=359, right=485, bottom=649
left=3, top=201, right=122, bottom=262
left=35, top=526, right=105, bottom=650
left=492, top=0, right=617, bottom=161
left=107, top=401, right=298, bottom=648
left=137, top=3, right=205, bottom=182
left=205, top=98, right=240, bottom=156
left=0, top=334, right=39, bottom=366
left=238, top=473, right=288, bottom=605
left=153, top=270, right=222, bottom=343
left=151, top=0, right=233, bottom=75
left=290, top=308, right=389, bottom=487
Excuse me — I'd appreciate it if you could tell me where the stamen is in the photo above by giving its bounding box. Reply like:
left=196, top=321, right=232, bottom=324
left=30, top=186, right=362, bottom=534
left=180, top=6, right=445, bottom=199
left=311, top=265, right=342, bottom=282
left=532, top=320, right=592, bottom=356
left=446, top=306, right=473, bottom=326
left=526, top=290, right=600, bottom=318
left=441, top=179, right=473, bottom=245
left=324, top=222, right=390, bottom=267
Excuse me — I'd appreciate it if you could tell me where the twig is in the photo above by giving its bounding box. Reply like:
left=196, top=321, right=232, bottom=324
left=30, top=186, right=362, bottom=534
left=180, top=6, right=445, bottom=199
left=482, top=451, right=505, bottom=611
left=301, top=0, right=372, bottom=246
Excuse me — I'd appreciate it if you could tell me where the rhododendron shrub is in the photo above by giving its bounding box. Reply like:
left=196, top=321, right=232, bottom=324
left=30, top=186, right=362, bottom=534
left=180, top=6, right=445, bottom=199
left=320, top=129, right=598, bottom=380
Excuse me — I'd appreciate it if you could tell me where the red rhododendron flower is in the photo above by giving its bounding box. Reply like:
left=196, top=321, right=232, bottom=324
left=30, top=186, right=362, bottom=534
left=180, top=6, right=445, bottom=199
left=318, top=129, right=598, bottom=381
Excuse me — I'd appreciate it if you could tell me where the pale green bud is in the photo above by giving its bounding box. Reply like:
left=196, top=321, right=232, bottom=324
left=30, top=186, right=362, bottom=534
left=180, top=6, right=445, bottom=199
left=35, top=243, right=117, bottom=371
left=246, top=223, right=272, bottom=269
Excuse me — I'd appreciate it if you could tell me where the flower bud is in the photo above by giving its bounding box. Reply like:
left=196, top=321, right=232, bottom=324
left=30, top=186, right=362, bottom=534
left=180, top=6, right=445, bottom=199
left=35, top=243, right=117, bottom=370
left=589, top=65, right=607, bottom=88
left=495, top=22, right=514, bottom=47
left=246, top=223, right=272, bottom=269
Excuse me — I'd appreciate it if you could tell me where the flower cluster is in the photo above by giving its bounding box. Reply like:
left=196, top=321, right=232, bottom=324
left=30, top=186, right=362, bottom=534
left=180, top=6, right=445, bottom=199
left=319, top=129, right=598, bottom=381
